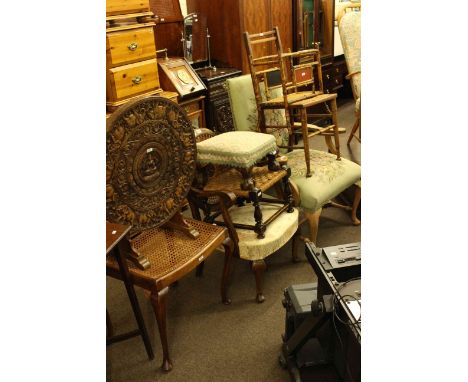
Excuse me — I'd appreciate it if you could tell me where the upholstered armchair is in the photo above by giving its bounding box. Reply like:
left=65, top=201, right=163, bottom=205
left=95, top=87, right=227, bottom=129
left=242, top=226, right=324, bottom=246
left=338, top=4, right=361, bottom=144
left=226, top=74, right=361, bottom=244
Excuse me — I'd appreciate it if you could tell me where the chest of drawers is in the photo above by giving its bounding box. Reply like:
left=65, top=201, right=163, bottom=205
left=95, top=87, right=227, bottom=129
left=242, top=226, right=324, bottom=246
left=106, top=0, right=161, bottom=111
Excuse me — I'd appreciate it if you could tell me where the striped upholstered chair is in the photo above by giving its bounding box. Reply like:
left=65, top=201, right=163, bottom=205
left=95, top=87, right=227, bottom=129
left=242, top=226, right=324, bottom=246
left=338, top=3, right=361, bottom=144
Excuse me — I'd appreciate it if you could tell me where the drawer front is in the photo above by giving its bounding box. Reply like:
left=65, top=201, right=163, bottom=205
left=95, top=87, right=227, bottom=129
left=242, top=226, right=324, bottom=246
left=106, top=0, right=150, bottom=16
left=108, top=58, right=159, bottom=100
left=107, top=27, right=156, bottom=67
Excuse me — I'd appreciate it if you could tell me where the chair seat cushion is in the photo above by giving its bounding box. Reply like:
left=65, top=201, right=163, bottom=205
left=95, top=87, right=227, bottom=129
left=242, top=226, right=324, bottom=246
left=196, top=131, right=277, bottom=168
left=287, top=149, right=361, bottom=212
left=223, top=203, right=298, bottom=261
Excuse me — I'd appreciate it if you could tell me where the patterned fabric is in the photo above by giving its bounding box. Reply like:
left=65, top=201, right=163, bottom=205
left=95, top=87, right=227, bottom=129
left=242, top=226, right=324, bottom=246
left=339, top=12, right=361, bottom=100
left=226, top=75, right=289, bottom=150
left=196, top=131, right=277, bottom=168
left=287, top=149, right=361, bottom=212
left=222, top=203, right=299, bottom=261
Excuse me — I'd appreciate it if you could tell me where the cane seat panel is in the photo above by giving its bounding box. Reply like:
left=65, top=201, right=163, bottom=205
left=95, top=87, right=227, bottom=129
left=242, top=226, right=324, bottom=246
left=204, top=166, right=288, bottom=198
left=106, top=218, right=227, bottom=288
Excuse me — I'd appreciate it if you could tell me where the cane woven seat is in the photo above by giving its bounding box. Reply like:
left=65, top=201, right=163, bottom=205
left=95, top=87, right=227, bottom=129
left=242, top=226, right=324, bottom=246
left=106, top=218, right=227, bottom=290
left=204, top=165, right=288, bottom=198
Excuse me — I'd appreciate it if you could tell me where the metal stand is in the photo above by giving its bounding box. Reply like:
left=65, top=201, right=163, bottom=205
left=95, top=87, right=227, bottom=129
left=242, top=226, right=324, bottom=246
left=205, top=28, right=216, bottom=71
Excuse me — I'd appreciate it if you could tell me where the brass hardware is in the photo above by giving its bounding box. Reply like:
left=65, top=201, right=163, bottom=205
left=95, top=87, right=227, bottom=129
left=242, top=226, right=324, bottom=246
left=128, top=42, right=138, bottom=51
left=132, top=76, right=142, bottom=84
left=335, top=79, right=339, bottom=84
left=326, top=74, right=330, bottom=79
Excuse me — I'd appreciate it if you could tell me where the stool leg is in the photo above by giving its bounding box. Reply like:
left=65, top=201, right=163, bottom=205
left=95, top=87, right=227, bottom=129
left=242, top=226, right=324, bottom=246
left=150, top=287, right=173, bottom=372
left=252, top=260, right=267, bottom=303
left=304, top=208, right=322, bottom=245
left=221, top=237, right=234, bottom=305
left=300, top=108, right=312, bottom=177
left=249, top=188, right=265, bottom=239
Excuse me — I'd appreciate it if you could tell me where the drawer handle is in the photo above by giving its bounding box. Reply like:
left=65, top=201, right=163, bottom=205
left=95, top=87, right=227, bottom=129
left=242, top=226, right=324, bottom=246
left=132, top=76, right=142, bottom=84
left=128, top=42, right=138, bottom=51
left=335, top=79, right=339, bottom=84
left=326, top=74, right=330, bottom=79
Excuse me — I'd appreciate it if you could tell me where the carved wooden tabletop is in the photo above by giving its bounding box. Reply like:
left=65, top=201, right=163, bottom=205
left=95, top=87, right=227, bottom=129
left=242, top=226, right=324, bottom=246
left=106, top=222, right=132, bottom=255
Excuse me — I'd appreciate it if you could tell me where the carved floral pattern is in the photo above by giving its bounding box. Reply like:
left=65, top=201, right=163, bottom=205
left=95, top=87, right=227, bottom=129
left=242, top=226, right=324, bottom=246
left=106, top=97, right=196, bottom=234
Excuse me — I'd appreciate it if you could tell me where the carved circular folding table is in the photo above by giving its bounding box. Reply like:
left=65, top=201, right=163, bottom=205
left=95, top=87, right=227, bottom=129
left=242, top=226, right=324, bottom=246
left=106, top=96, right=197, bottom=234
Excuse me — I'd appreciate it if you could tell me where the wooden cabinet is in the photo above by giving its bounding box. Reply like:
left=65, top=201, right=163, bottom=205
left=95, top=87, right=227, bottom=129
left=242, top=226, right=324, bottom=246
left=149, top=0, right=184, bottom=57
left=196, top=67, right=242, bottom=133
left=106, top=0, right=150, bottom=16
left=187, top=0, right=292, bottom=74
left=106, top=0, right=162, bottom=111
left=292, top=0, right=351, bottom=97
left=293, top=0, right=335, bottom=64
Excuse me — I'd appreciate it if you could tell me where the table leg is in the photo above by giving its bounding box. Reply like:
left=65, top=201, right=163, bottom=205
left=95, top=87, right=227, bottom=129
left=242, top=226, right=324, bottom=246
left=114, top=243, right=154, bottom=360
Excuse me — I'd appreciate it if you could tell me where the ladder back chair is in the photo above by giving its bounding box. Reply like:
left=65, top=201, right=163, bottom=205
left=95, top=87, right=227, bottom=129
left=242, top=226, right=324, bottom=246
left=225, top=74, right=361, bottom=245
left=243, top=27, right=342, bottom=178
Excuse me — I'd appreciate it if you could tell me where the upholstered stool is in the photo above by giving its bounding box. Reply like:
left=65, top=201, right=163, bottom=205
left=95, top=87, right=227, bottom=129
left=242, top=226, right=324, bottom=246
left=220, top=203, right=299, bottom=302
left=196, top=131, right=279, bottom=190
left=286, top=149, right=361, bottom=243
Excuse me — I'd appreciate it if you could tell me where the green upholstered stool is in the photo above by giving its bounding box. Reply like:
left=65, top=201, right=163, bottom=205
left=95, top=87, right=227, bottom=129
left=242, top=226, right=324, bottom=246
left=196, top=131, right=280, bottom=191
left=220, top=203, right=299, bottom=302
left=196, top=131, right=277, bottom=168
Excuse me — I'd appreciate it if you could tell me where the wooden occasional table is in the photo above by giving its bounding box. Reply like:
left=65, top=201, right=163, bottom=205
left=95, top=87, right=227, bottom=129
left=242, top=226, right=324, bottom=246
left=106, top=222, right=154, bottom=360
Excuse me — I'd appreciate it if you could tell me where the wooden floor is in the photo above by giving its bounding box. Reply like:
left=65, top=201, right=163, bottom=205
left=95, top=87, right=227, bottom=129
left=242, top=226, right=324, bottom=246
left=106, top=98, right=361, bottom=382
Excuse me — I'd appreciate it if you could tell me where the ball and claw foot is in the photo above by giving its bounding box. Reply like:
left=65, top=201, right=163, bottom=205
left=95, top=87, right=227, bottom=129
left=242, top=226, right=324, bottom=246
left=256, top=293, right=265, bottom=303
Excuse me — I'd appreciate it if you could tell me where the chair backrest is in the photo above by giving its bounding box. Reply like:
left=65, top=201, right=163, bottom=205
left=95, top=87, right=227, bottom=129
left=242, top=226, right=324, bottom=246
left=338, top=7, right=361, bottom=101
left=226, top=74, right=289, bottom=150
left=244, top=27, right=325, bottom=106
left=243, top=28, right=288, bottom=105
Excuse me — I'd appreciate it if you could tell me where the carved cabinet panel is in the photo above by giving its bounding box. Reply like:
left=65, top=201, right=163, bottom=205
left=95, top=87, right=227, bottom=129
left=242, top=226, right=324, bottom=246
left=196, top=67, right=242, bottom=133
